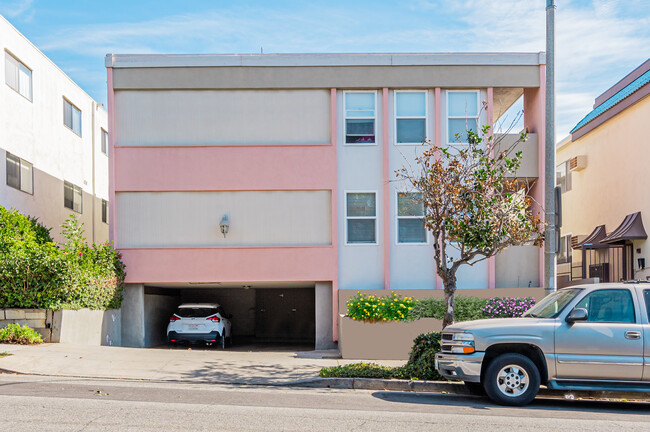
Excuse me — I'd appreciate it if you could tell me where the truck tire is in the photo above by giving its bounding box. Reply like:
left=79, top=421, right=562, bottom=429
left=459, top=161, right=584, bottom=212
left=483, top=353, right=540, bottom=406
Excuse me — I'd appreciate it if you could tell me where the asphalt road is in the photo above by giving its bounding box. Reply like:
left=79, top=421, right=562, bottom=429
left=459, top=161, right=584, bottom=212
left=0, top=374, right=649, bottom=431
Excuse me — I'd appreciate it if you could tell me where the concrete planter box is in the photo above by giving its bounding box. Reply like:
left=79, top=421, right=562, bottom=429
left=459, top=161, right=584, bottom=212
left=339, top=317, right=442, bottom=360
left=51, top=309, right=121, bottom=346
left=1, top=308, right=121, bottom=346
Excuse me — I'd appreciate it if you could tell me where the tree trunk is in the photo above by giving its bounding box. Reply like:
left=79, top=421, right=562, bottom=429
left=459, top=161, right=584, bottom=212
left=442, top=274, right=457, bottom=329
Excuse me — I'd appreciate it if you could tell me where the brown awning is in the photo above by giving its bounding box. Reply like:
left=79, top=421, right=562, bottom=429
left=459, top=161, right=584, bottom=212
left=574, top=224, right=607, bottom=249
left=602, top=212, right=648, bottom=244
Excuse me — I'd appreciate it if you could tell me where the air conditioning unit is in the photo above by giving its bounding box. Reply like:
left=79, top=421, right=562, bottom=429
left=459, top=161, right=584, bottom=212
left=570, top=235, right=585, bottom=249
left=569, top=155, right=587, bottom=171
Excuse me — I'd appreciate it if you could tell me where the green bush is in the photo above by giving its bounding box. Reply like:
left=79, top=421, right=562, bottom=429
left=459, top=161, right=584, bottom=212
left=0, top=324, right=43, bottom=344
left=402, top=331, right=443, bottom=381
left=319, top=332, right=444, bottom=381
left=0, top=207, right=125, bottom=310
left=346, top=291, right=416, bottom=322
left=408, top=296, right=488, bottom=322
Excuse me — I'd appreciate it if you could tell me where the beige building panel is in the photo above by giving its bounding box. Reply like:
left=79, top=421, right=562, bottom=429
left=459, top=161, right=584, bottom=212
left=114, top=90, right=331, bottom=146
left=112, top=65, right=541, bottom=90
left=495, top=245, right=541, bottom=288
left=116, top=191, right=332, bottom=247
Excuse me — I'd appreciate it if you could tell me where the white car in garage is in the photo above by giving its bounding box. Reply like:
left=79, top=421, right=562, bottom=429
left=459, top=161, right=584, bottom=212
left=167, top=303, right=232, bottom=348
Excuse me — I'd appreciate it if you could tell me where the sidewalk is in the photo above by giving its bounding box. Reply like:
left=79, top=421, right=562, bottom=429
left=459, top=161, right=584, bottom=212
left=0, top=343, right=402, bottom=386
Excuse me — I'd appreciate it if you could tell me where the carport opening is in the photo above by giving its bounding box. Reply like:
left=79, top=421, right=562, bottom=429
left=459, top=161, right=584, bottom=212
left=144, top=285, right=316, bottom=350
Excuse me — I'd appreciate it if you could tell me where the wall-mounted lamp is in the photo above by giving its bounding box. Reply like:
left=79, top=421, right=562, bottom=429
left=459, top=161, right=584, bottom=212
left=220, top=214, right=229, bottom=238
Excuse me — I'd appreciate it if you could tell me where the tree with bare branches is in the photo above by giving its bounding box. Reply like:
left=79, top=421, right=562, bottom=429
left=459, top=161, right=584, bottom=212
left=396, top=111, right=544, bottom=328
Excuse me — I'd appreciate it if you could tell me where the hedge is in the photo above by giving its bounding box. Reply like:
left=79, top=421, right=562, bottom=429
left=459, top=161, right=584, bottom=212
left=0, top=206, right=125, bottom=310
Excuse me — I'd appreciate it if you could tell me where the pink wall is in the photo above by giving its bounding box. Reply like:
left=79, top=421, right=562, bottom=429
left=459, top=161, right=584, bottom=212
left=523, top=65, right=546, bottom=287
left=382, top=88, right=391, bottom=290
left=486, top=87, right=496, bottom=289
left=121, top=246, right=336, bottom=284
left=114, top=145, right=336, bottom=192
left=434, top=87, right=443, bottom=289
left=330, top=88, right=339, bottom=341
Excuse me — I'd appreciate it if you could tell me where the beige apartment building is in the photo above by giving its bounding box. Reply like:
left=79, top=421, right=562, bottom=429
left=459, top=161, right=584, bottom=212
left=557, top=58, right=649, bottom=284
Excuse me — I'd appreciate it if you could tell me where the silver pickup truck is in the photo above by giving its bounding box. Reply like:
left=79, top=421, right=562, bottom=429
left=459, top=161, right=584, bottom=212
left=435, top=282, right=650, bottom=406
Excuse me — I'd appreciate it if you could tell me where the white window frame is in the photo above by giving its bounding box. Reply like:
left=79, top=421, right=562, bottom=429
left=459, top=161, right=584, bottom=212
left=4, top=50, right=32, bottom=101
left=343, top=90, right=377, bottom=146
left=64, top=180, right=83, bottom=213
left=5, top=152, right=33, bottom=195
left=394, top=90, right=428, bottom=146
left=558, top=232, right=572, bottom=264
left=344, top=190, right=378, bottom=245
left=395, top=191, right=428, bottom=245
left=556, top=160, right=572, bottom=193
left=446, top=90, right=480, bottom=145
left=101, top=129, right=109, bottom=156
left=63, top=97, right=82, bottom=136
left=101, top=199, right=108, bottom=224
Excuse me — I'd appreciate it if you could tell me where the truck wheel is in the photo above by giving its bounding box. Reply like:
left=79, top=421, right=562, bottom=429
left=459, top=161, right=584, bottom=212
left=483, top=353, right=540, bottom=406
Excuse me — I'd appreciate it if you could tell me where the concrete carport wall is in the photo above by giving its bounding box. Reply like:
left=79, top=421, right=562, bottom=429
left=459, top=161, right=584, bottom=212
left=120, top=282, right=334, bottom=349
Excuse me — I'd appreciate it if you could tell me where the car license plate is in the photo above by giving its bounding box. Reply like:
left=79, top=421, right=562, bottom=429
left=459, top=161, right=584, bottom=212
left=186, top=324, right=199, bottom=330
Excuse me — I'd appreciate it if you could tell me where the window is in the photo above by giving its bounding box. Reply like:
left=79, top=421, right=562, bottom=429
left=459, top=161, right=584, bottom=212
left=101, top=199, right=108, bottom=224
left=447, top=91, right=479, bottom=143
left=556, top=160, right=571, bottom=193
left=6, top=153, right=33, bottom=194
left=344, top=92, right=376, bottom=144
left=644, top=290, right=650, bottom=322
left=558, top=234, right=571, bottom=264
left=101, top=129, right=108, bottom=155
left=346, top=192, right=376, bottom=244
left=395, top=91, right=427, bottom=145
left=574, top=289, right=635, bottom=323
left=63, top=98, right=82, bottom=136
left=397, top=192, right=426, bottom=243
left=64, top=181, right=82, bottom=213
left=5, top=51, right=32, bottom=101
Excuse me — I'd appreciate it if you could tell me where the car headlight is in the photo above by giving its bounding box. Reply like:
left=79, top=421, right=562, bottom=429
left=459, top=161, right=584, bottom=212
left=453, top=332, right=474, bottom=341
left=450, top=333, right=475, bottom=354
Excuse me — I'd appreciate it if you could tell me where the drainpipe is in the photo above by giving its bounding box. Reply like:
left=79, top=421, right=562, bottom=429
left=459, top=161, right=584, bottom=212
left=544, top=0, right=557, bottom=295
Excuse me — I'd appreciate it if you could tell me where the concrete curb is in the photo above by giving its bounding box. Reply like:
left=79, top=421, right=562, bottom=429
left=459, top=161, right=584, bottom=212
left=299, top=378, right=650, bottom=401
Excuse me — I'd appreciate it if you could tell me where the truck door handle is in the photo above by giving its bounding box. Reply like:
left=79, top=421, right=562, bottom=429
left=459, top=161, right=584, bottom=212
left=625, top=331, right=641, bottom=340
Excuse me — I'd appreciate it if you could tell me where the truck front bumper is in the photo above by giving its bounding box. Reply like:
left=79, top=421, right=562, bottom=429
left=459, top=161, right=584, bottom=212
left=435, top=352, right=485, bottom=383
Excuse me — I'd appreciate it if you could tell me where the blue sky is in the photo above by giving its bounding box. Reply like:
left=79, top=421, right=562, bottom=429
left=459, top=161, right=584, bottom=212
left=2, top=0, right=649, bottom=141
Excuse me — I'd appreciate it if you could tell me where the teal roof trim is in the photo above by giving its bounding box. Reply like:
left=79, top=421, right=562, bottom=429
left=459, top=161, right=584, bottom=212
left=571, top=69, right=650, bottom=133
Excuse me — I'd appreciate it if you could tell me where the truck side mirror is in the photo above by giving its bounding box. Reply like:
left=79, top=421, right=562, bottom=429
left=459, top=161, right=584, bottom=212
left=566, top=308, right=588, bottom=324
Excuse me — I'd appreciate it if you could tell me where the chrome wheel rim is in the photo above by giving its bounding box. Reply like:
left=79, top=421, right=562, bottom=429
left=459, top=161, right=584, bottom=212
left=496, top=365, right=529, bottom=397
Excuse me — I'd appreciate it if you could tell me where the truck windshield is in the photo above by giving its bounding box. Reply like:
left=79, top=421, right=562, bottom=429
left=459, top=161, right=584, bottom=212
left=522, top=288, right=582, bottom=319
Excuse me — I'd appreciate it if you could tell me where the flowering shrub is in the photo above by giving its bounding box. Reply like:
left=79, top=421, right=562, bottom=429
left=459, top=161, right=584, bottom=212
left=0, top=324, right=43, bottom=344
left=346, top=292, right=416, bottom=322
left=482, top=296, right=536, bottom=318
left=0, top=208, right=125, bottom=310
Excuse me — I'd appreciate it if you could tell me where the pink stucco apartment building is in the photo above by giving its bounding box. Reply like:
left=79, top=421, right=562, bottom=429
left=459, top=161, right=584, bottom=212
left=106, top=53, right=547, bottom=348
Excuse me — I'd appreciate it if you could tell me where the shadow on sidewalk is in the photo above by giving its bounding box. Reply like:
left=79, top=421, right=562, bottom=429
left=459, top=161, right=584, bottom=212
left=372, top=391, right=650, bottom=413
left=178, top=360, right=324, bottom=385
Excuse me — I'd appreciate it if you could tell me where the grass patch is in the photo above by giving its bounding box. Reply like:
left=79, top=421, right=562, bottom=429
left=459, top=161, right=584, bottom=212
left=0, top=352, right=11, bottom=358
left=320, top=332, right=443, bottom=381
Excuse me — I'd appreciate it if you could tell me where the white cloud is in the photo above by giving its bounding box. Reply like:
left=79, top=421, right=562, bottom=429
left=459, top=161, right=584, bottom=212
left=0, top=0, right=34, bottom=21
left=33, top=1, right=650, bottom=140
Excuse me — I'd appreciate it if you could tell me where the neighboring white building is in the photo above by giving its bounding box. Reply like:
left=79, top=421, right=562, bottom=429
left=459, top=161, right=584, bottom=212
left=0, top=14, right=108, bottom=243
